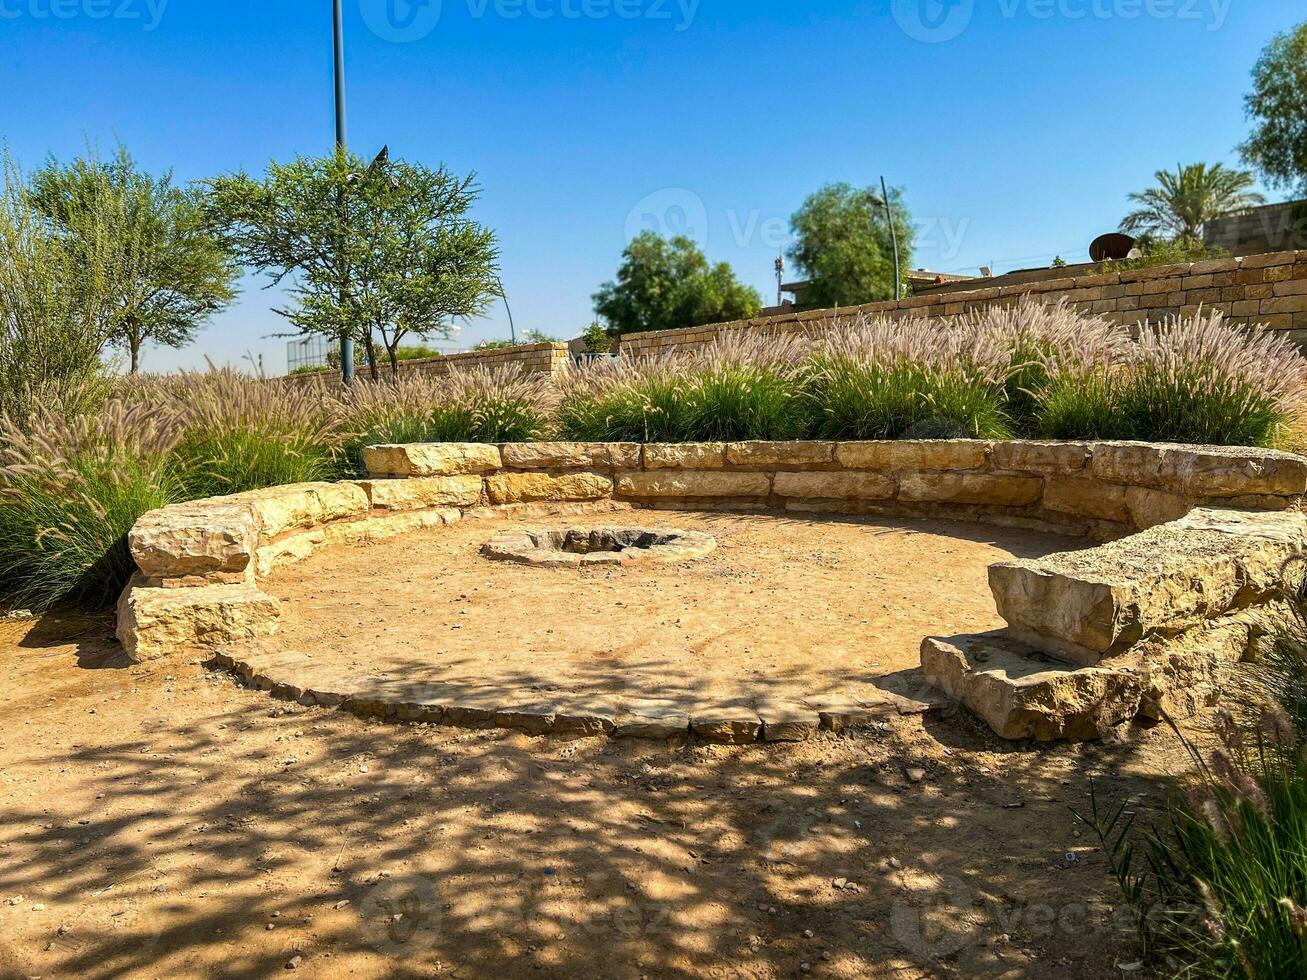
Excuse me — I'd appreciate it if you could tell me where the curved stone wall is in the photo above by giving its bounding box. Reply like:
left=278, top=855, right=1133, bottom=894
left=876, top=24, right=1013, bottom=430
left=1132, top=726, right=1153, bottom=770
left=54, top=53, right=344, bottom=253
left=116, top=439, right=1307, bottom=743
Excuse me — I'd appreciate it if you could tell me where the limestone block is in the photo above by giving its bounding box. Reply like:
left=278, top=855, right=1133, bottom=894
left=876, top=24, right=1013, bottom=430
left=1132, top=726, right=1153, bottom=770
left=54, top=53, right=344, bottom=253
left=989, top=507, right=1307, bottom=663
left=500, top=442, right=641, bottom=470
left=642, top=443, right=727, bottom=469
left=357, top=475, right=484, bottom=511
left=990, top=441, right=1090, bottom=475
left=611, top=699, right=691, bottom=739
left=363, top=443, right=502, bottom=477
left=754, top=700, right=820, bottom=742
left=129, top=501, right=258, bottom=580
left=921, top=633, right=1142, bottom=741
left=116, top=577, right=280, bottom=663
left=485, top=471, right=613, bottom=505
left=1042, top=476, right=1129, bottom=523
left=899, top=472, right=1041, bottom=506
left=1125, top=485, right=1193, bottom=530
left=725, top=441, right=836, bottom=467
left=773, top=471, right=895, bottom=500
left=242, top=482, right=370, bottom=538
left=616, top=470, right=771, bottom=498
left=1090, top=442, right=1307, bottom=498
left=690, top=705, right=763, bottom=744
left=834, top=440, right=991, bottom=471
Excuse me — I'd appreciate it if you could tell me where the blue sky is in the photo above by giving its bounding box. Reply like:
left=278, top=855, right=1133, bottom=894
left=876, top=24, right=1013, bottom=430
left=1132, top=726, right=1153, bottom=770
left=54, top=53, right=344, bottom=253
left=1, top=0, right=1302, bottom=373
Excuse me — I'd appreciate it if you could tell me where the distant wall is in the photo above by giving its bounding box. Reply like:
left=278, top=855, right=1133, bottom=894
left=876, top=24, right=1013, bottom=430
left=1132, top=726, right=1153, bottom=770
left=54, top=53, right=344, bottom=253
left=283, top=342, right=571, bottom=385
left=619, top=250, right=1307, bottom=357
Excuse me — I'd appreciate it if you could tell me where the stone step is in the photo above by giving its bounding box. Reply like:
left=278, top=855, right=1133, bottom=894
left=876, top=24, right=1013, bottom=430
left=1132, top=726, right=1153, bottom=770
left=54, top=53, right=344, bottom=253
left=920, top=632, right=1145, bottom=742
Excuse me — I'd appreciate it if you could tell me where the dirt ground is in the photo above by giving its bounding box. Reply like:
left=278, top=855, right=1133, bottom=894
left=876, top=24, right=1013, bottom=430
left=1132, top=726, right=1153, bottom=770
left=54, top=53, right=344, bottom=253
left=269, top=511, right=1082, bottom=709
left=0, top=591, right=1212, bottom=979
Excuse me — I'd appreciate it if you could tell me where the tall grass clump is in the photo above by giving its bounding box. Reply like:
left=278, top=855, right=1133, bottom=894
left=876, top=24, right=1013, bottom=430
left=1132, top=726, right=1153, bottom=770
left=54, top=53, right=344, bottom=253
left=0, top=400, right=178, bottom=609
left=150, top=368, right=344, bottom=498
left=555, top=354, right=692, bottom=443
left=806, top=313, right=1013, bottom=440
left=1117, top=310, right=1307, bottom=447
left=335, top=366, right=551, bottom=475
left=973, top=297, right=1132, bottom=430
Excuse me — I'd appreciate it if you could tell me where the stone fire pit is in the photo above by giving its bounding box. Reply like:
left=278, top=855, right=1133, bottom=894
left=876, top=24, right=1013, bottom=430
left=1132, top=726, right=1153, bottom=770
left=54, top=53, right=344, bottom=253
left=480, top=526, right=716, bottom=567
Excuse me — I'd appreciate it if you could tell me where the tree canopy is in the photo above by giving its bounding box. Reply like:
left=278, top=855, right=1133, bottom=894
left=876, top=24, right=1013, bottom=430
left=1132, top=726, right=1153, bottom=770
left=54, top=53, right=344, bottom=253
left=29, top=146, right=237, bottom=374
left=209, top=149, right=499, bottom=378
left=1121, top=163, right=1264, bottom=244
left=1240, top=21, right=1307, bottom=195
left=592, top=231, right=762, bottom=337
left=787, top=182, right=913, bottom=309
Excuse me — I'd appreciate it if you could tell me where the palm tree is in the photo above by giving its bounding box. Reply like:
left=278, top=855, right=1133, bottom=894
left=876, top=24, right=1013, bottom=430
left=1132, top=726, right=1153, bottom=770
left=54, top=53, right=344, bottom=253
left=1121, top=163, right=1265, bottom=244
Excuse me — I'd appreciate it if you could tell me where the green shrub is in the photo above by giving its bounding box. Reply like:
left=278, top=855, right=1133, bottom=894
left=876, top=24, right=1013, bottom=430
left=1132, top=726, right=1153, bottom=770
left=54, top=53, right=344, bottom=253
left=155, top=369, right=344, bottom=498
left=0, top=401, right=178, bottom=609
left=336, top=366, right=550, bottom=474
left=806, top=314, right=1012, bottom=440
left=677, top=333, right=811, bottom=441
left=1118, top=311, right=1307, bottom=447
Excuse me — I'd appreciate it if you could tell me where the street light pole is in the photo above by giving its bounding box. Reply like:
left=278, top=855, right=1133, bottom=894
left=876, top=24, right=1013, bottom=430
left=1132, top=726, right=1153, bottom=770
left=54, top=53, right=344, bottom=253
left=333, top=0, right=356, bottom=384
left=880, top=175, right=902, bottom=302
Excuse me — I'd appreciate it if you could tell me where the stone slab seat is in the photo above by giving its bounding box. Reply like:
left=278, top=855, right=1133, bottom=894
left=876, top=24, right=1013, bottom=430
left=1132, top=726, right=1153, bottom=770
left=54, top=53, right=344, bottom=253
left=988, top=507, right=1307, bottom=665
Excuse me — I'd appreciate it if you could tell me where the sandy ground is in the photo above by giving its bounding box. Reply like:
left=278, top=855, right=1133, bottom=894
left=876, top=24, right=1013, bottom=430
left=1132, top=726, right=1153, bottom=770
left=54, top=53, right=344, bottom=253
left=269, top=511, right=1082, bottom=709
left=0, top=601, right=1210, bottom=979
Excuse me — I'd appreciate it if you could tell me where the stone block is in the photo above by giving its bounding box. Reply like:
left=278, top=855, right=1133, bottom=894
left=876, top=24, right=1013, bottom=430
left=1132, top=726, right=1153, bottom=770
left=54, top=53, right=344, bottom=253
left=242, top=482, right=370, bottom=538
left=989, top=507, right=1307, bottom=663
left=611, top=699, right=691, bottom=739
left=500, top=442, right=641, bottom=470
left=834, top=440, right=991, bottom=471
left=899, top=472, right=1041, bottom=506
left=921, top=633, right=1142, bottom=741
left=116, top=577, right=281, bottom=663
left=990, top=441, right=1090, bottom=474
left=129, top=501, right=258, bottom=580
left=725, top=441, right=836, bottom=467
left=691, top=705, right=763, bottom=744
left=363, top=443, right=502, bottom=477
left=356, top=475, right=484, bottom=511
left=485, top=471, right=613, bottom=505
left=1090, top=442, right=1307, bottom=497
left=642, top=443, right=727, bottom=469
left=1125, top=486, right=1192, bottom=530
left=772, top=471, right=895, bottom=500
left=1042, top=476, right=1129, bottom=523
left=754, top=700, right=820, bottom=742
left=616, top=470, right=771, bottom=498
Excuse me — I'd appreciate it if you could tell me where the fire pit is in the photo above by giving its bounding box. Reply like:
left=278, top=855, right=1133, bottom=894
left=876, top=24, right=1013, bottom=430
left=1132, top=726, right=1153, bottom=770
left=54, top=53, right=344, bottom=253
left=480, top=526, right=716, bottom=568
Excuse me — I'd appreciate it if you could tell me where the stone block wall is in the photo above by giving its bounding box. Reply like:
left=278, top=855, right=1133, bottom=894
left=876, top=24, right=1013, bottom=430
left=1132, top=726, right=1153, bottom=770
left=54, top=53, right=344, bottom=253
left=361, top=438, right=1307, bottom=541
left=282, top=342, right=571, bottom=385
left=618, top=250, right=1307, bottom=357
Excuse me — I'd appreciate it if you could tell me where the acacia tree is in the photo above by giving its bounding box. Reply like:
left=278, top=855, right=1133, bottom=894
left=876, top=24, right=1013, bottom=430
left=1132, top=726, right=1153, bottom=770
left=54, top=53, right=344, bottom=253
left=29, top=146, right=237, bottom=374
left=592, top=231, right=761, bottom=336
left=788, top=182, right=914, bottom=309
left=1121, top=163, right=1264, bottom=244
left=210, top=150, right=499, bottom=380
left=1240, top=21, right=1307, bottom=195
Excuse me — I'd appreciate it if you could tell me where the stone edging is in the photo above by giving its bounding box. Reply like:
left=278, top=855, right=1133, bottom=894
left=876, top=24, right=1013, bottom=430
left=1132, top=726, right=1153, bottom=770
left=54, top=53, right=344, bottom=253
left=116, top=439, right=1307, bottom=743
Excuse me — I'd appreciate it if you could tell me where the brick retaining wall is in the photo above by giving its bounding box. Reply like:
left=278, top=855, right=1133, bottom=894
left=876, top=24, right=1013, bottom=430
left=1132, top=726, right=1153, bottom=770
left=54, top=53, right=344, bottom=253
left=619, top=250, right=1307, bottom=357
left=283, top=342, right=571, bottom=385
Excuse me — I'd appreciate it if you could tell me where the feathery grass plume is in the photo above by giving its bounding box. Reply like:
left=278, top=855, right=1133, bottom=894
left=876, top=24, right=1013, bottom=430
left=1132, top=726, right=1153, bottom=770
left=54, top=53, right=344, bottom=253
left=675, top=330, right=811, bottom=441
left=806, top=312, right=1012, bottom=440
left=335, top=366, right=551, bottom=474
left=152, top=368, right=345, bottom=498
left=1121, top=309, right=1307, bottom=447
left=555, top=352, right=692, bottom=443
left=0, top=398, right=179, bottom=609
left=971, top=296, right=1132, bottom=428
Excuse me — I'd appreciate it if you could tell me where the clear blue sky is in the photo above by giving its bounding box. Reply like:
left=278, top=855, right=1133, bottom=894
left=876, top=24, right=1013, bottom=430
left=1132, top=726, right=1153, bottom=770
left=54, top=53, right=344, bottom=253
left=2, top=0, right=1302, bottom=373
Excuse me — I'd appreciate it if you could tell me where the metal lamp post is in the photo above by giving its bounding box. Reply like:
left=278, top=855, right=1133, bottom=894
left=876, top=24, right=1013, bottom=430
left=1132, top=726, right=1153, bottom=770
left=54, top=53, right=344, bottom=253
left=333, top=0, right=356, bottom=384
left=870, top=177, right=902, bottom=302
